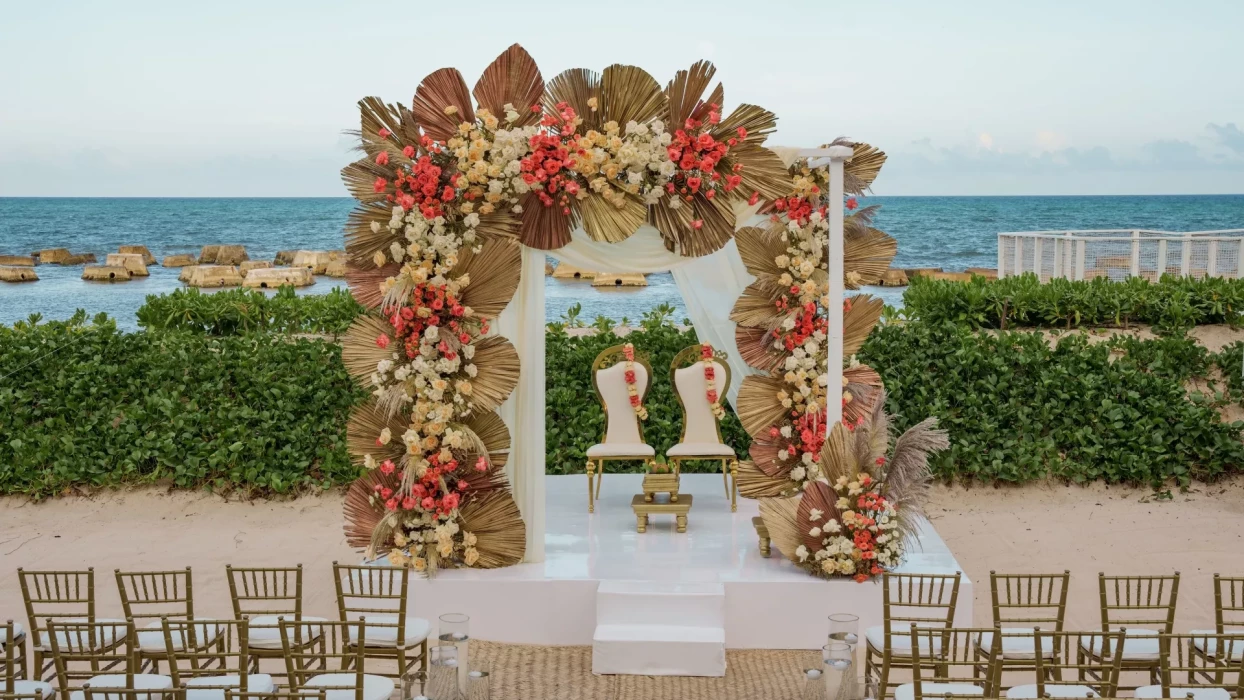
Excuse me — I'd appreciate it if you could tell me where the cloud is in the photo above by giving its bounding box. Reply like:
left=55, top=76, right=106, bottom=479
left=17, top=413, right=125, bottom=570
left=977, top=133, right=994, bottom=150
left=1142, top=139, right=1205, bottom=168
left=1208, top=122, right=1244, bottom=155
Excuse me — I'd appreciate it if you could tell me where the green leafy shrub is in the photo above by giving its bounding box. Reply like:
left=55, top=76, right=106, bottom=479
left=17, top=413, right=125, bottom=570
left=1214, top=341, right=1244, bottom=400
left=1104, top=333, right=1211, bottom=384
left=136, top=286, right=364, bottom=335
left=545, top=306, right=752, bottom=476
left=0, top=311, right=367, bottom=497
left=859, top=319, right=1244, bottom=486
left=903, top=274, right=1244, bottom=333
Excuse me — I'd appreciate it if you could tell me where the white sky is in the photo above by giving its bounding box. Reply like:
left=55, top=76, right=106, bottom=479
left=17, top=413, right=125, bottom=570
left=1, top=0, right=1242, bottom=196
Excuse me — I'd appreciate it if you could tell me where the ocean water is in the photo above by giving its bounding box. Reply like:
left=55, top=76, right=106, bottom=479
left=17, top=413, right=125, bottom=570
left=2, top=195, right=1243, bottom=330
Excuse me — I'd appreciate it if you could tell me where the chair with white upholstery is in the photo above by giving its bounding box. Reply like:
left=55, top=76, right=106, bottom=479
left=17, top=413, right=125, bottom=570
left=81, top=686, right=182, bottom=700
left=0, top=619, right=27, bottom=687
left=1134, top=633, right=1244, bottom=700
left=332, top=564, right=427, bottom=683
left=975, top=571, right=1070, bottom=682
left=47, top=620, right=172, bottom=700
left=225, top=565, right=326, bottom=673
left=902, top=627, right=1004, bottom=700
left=19, top=569, right=126, bottom=684
left=114, top=570, right=220, bottom=675
left=665, top=345, right=739, bottom=511
left=279, top=620, right=392, bottom=700
left=1190, top=575, right=1244, bottom=664
left=1005, top=629, right=1125, bottom=699
left=1081, top=572, right=1180, bottom=690
left=226, top=690, right=321, bottom=700
left=584, top=344, right=656, bottom=513
left=161, top=619, right=272, bottom=700
left=3, top=620, right=53, bottom=700
left=865, top=572, right=963, bottom=696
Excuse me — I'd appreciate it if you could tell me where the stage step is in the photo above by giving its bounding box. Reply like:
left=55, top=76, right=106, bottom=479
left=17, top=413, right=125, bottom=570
left=591, top=581, right=727, bottom=677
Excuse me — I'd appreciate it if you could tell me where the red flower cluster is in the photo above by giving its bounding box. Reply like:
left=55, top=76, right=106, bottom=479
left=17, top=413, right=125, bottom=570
left=772, top=196, right=827, bottom=226
left=375, top=451, right=469, bottom=517
left=386, top=282, right=472, bottom=360
left=664, top=107, right=741, bottom=210
left=390, top=153, right=460, bottom=220
left=523, top=103, right=580, bottom=214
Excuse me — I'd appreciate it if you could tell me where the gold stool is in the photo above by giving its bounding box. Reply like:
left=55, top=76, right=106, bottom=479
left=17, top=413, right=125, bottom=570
left=631, top=494, right=692, bottom=533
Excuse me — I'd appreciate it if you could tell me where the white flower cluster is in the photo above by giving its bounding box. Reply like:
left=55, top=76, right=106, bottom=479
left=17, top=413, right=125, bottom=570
left=576, top=119, right=674, bottom=206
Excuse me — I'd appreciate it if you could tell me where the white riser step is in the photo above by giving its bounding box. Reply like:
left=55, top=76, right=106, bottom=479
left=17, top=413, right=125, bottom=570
left=595, top=580, right=724, bottom=628
left=592, top=623, right=727, bottom=676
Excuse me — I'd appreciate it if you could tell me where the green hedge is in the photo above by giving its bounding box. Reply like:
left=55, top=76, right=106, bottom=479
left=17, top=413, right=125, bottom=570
left=137, top=286, right=364, bottom=335
left=858, top=319, right=1244, bottom=486
left=0, top=312, right=366, bottom=497
left=902, top=274, right=1244, bottom=333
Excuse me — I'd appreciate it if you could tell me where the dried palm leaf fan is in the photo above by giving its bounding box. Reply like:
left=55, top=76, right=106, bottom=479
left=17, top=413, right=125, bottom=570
left=341, top=316, right=397, bottom=384
left=345, top=262, right=400, bottom=310
left=346, top=399, right=409, bottom=468
left=543, top=67, right=601, bottom=133
left=457, top=491, right=526, bottom=569
left=343, top=202, right=397, bottom=271
left=451, top=238, right=523, bottom=318
left=844, top=142, right=887, bottom=195
left=843, top=294, right=884, bottom=357
left=843, top=363, right=884, bottom=425
left=471, top=43, right=545, bottom=129
left=844, top=226, right=898, bottom=289
left=463, top=410, right=512, bottom=471
left=344, top=467, right=401, bottom=551
left=734, top=374, right=791, bottom=439
left=462, top=336, right=521, bottom=414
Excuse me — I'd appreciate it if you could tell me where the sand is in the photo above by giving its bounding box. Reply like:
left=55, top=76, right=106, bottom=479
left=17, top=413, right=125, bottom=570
left=3, top=479, right=1244, bottom=635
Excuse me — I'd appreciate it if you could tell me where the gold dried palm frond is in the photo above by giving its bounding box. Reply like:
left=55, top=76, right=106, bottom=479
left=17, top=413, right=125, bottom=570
left=454, top=238, right=522, bottom=318
left=664, top=60, right=720, bottom=129
left=845, top=142, right=887, bottom=194
left=465, top=336, right=521, bottom=413
left=758, top=496, right=802, bottom=562
left=748, top=435, right=792, bottom=478
left=413, top=67, right=474, bottom=143
left=797, top=481, right=842, bottom=554
left=464, top=410, right=511, bottom=471
left=730, top=279, right=785, bottom=328
left=817, top=422, right=852, bottom=485
left=474, top=210, right=521, bottom=244
left=735, top=374, right=790, bottom=439
left=844, top=363, right=884, bottom=426
left=882, top=417, right=948, bottom=545
left=346, top=399, right=408, bottom=468
left=342, top=315, right=397, bottom=386
left=343, top=468, right=401, bottom=551
left=344, top=201, right=398, bottom=268
left=728, top=142, right=792, bottom=203
left=346, top=262, right=399, bottom=310
left=579, top=192, right=647, bottom=244
left=599, top=64, right=666, bottom=127
left=517, top=194, right=577, bottom=250
left=341, top=158, right=397, bottom=205
left=544, top=68, right=601, bottom=133
left=738, top=460, right=796, bottom=499
left=456, top=419, right=512, bottom=494
left=844, top=294, right=885, bottom=356
left=734, top=225, right=787, bottom=280
left=715, top=104, right=777, bottom=147
left=458, top=491, right=526, bottom=568
left=354, top=97, right=419, bottom=160
left=673, top=191, right=735, bottom=258
left=844, top=227, right=897, bottom=289
left=861, top=391, right=892, bottom=472
left=647, top=197, right=694, bottom=253
left=472, top=44, right=544, bottom=129
left=735, top=325, right=786, bottom=375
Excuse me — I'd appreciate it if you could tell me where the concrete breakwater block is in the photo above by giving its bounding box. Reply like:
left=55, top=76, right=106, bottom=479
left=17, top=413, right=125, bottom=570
left=178, top=265, right=197, bottom=282
left=324, top=259, right=347, bottom=277
left=552, top=264, right=595, bottom=280
left=163, top=254, right=197, bottom=267
left=105, top=253, right=149, bottom=277
left=118, top=245, right=156, bottom=266
left=198, top=245, right=221, bottom=263
left=291, top=250, right=331, bottom=274
left=592, top=273, right=647, bottom=287
left=240, top=260, right=273, bottom=275
left=274, top=250, right=299, bottom=266
left=879, top=269, right=909, bottom=287
left=242, top=267, right=314, bottom=288
left=82, top=265, right=133, bottom=282
left=186, top=265, right=243, bottom=287
left=215, top=245, right=249, bottom=265
left=64, top=253, right=97, bottom=265
left=927, top=271, right=974, bottom=283
left=34, top=248, right=73, bottom=264
left=0, top=266, right=39, bottom=282
left=905, top=267, right=944, bottom=278
left=0, top=254, right=36, bottom=267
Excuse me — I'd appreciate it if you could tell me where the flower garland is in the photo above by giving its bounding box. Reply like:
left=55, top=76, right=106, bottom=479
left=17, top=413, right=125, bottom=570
left=622, top=343, right=648, bottom=420
left=700, top=343, right=725, bottom=420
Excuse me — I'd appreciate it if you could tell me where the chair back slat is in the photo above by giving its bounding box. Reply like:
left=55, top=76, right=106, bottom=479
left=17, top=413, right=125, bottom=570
left=227, top=565, right=304, bottom=618
left=18, top=569, right=96, bottom=651
left=2, top=621, right=21, bottom=686
left=81, top=687, right=183, bottom=700
left=911, top=627, right=1006, bottom=697
left=115, top=569, right=195, bottom=629
left=1098, top=572, right=1180, bottom=632
left=332, top=563, right=408, bottom=646
left=279, top=619, right=367, bottom=700
left=162, top=618, right=249, bottom=688
left=1032, top=629, right=1126, bottom=698
left=989, top=571, right=1070, bottom=629
left=1213, top=575, right=1244, bottom=632
left=46, top=620, right=139, bottom=698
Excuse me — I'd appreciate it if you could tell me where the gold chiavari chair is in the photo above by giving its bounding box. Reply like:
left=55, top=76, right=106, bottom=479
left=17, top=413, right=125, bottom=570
left=160, top=619, right=273, bottom=700
left=1082, top=572, right=1180, bottom=689
left=1135, top=633, right=1244, bottom=699
left=3, top=620, right=53, bottom=700
left=18, top=570, right=127, bottom=684
left=0, top=619, right=26, bottom=686
left=975, top=571, right=1070, bottom=681
left=46, top=620, right=172, bottom=700
left=865, top=572, right=963, bottom=696
left=331, top=564, right=427, bottom=683
left=226, top=690, right=322, bottom=700
left=225, top=566, right=326, bottom=669
left=81, top=687, right=183, bottom=700
left=1004, top=629, right=1125, bottom=699
left=114, top=570, right=221, bottom=675
left=1191, top=575, right=1244, bottom=664
left=904, top=627, right=1005, bottom=700
left=279, top=619, right=393, bottom=700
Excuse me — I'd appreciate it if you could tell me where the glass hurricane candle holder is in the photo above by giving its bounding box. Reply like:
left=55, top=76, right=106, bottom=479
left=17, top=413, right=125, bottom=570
left=438, top=613, right=471, bottom=642
left=822, top=642, right=853, bottom=700
left=426, top=645, right=460, bottom=700
left=828, top=613, right=860, bottom=647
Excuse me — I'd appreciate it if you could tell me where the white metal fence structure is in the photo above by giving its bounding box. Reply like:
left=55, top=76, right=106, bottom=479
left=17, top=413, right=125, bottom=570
left=998, top=230, right=1244, bottom=282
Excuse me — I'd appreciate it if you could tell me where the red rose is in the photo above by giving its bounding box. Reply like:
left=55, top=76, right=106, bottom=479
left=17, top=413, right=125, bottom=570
left=378, top=128, right=390, bottom=138
left=422, top=497, right=435, bottom=510
left=373, top=177, right=387, bottom=193
left=402, top=497, right=416, bottom=510
left=376, top=334, right=390, bottom=349
left=375, top=151, right=390, bottom=166
left=402, top=145, right=415, bottom=158
left=384, top=498, right=398, bottom=511
left=846, top=197, right=858, bottom=211
left=380, top=460, right=395, bottom=475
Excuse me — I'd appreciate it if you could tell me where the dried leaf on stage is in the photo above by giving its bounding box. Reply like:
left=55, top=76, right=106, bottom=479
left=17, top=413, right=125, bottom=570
left=845, top=142, right=887, bottom=194
left=579, top=193, right=646, bottom=244
left=454, top=238, right=522, bottom=317
left=735, top=324, right=786, bottom=375
left=844, top=363, right=883, bottom=426
left=797, top=481, right=842, bottom=554
left=343, top=468, right=402, bottom=551
left=472, top=44, right=544, bottom=129
left=341, top=158, right=396, bottom=205
left=758, top=496, right=802, bottom=562
left=844, top=226, right=897, bottom=289
left=464, top=410, right=511, bottom=471
left=458, top=491, right=527, bottom=568
left=734, top=225, right=787, bottom=280
left=730, top=280, right=785, bottom=328
left=346, top=399, right=408, bottom=468
left=342, top=315, right=397, bottom=386
left=738, top=460, right=796, bottom=499
left=413, top=67, right=473, bottom=143
left=544, top=68, right=601, bottom=132
left=735, top=374, right=790, bottom=439
left=517, top=194, right=577, bottom=250
left=664, top=60, right=720, bottom=129
left=465, top=336, right=521, bottom=414
left=844, top=294, right=885, bottom=357
left=882, top=417, right=948, bottom=545
left=344, top=201, right=399, bottom=268
left=598, top=64, right=666, bottom=128
left=346, top=262, right=399, bottom=309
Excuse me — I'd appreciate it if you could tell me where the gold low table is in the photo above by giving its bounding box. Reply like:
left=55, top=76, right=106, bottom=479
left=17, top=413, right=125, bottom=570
left=632, top=494, right=692, bottom=533
left=752, top=516, right=771, bottom=557
left=641, top=472, right=680, bottom=503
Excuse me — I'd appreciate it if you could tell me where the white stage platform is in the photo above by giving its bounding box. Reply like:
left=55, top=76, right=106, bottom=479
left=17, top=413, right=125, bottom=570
left=410, top=474, right=971, bottom=649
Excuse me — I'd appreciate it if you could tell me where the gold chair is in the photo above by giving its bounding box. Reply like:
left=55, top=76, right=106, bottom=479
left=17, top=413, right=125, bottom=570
left=114, top=569, right=221, bottom=675
left=161, top=619, right=272, bottom=700
left=1190, top=575, right=1244, bottom=663
left=1004, top=629, right=1125, bottom=698
left=46, top=620, right=171, bottom=700
left=1135, top=632, right=1244, bottom=699
left=904, top=627, right=1005, bottom=700
left=0, top=619, right=26, bottom=687
left=331, top=564, right=427, bottom=682
left=81, top=687, right=182, bottom=700
left=865, top=572, right=963, bottom=696
left=279, top=619, right=393, bottom=700
left=1081, top=572, right=1180, bottom=689
left=226, top=690, right=322, bottom=700
left=975, top=571, right=1070, bottom=680
left=584, top=344, right=657, bottom=512
left=665, top=344, right=739, bottom=511
left=225, top=565, right=326, bottom=670
left=3, top=620, right=53, bottom=700
left=18, top=569, right=126, bottom=684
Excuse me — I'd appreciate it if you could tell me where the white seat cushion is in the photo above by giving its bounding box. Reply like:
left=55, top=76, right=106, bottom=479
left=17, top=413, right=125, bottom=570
left=897, top=682, right=985, bottom=700
left=586, top=442, right=655, bottom=458
left=182, top=674, right=274, bottom=700
left=978, top=628, right=1055, bottom=659
left=38, top=619, right=129, bottom=651
left=666, top=442, right=735, bottom=457
left=1007, top=684, right=1099, bottom=698
left=137, top=620, right=222, bottom=652
left=865, top=623, right=942, bottom=656
left=1078, top=628, right=1161, bottom=661
left=0, top=622, right=24, bottom=644
left=1189, top=629, right=1244, bottom=660
left=346, top=614, right=430, bottom=648
left=0, top=680, right=54, bottom=699
left=246, top=615, right=327, bottom=649
left=69, top=673, right=173, bottom=700
left=1136, top=685, right=1230, bottom=700
left=304, top=673, right=394, bottom=700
